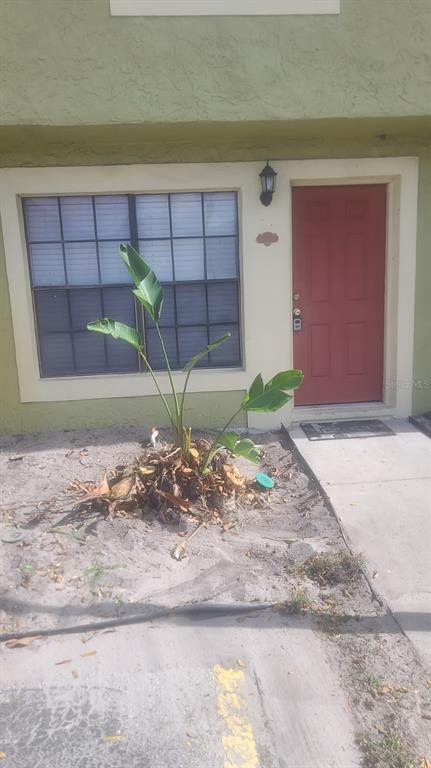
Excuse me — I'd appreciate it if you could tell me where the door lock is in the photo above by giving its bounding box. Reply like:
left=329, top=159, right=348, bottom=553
left=293, top=306, right=302, bottom=331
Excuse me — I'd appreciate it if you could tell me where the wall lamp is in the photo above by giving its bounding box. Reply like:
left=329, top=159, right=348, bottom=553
left=259, top=161, right=277, bottom=206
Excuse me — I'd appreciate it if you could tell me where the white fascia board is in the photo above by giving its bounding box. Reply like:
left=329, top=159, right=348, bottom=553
left=110, top=1, right=341, bottom=17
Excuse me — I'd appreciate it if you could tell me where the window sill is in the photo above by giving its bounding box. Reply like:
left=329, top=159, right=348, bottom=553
left=21, top=366, right=248, bottom=403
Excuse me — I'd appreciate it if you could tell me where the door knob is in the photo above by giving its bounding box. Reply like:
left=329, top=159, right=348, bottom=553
left=293, top=307, right=302, bottom=317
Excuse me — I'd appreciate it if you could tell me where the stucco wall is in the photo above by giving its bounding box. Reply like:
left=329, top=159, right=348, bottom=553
left=0, top=132, right=429, bottom=434
left=412, top=142, right=431, bottom=415
left=0, top=0, right=430, bottom=127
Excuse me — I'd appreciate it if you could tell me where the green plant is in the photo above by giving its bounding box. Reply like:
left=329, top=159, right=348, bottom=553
left=356, top=731, right=419, bottom=768
left=366, top=672, right=382, bottom=694
left=88, top=244, right=303, bottom=469
left=286, top=588, right=312, bottom=614
left=85, top=560, right=125, bottom=580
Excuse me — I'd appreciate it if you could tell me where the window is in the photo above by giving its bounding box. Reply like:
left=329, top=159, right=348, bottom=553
left=110, top=1, right=340, bottom=16
left=23, top=192, right=241, bottom=377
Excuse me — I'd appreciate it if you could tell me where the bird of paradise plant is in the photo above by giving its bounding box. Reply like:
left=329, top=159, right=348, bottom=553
left=88, top=244, right=303, bottom=472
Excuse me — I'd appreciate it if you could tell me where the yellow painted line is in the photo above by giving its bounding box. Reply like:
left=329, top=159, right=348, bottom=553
left=214, top=664, right=260, bottom=768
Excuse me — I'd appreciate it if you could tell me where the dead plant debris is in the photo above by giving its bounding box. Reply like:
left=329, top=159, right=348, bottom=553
left=302, top=550, right=364, bottom=587
left=70, top=441, right=264, bottom=523
left=285, top=588, right=313, bottom=614
left=5, top=635, right=42, bottom=649
left=356, top=729, right=421, bottom=768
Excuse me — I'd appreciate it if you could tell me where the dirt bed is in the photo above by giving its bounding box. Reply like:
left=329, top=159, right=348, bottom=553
left=0, top=426, right=430, bottom=766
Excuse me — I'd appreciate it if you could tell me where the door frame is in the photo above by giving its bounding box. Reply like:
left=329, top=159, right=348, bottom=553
left=285, top=157, right=418, bottom=424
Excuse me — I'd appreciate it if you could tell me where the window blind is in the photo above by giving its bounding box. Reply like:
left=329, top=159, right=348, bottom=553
left=23, top=191, right=241, bottom=377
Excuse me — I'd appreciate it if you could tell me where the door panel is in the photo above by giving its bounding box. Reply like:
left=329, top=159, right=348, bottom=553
left=292, top=185, right=386, bottom=406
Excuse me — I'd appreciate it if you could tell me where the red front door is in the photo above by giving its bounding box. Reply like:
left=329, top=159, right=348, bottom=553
left=292, top=184, right=386, bottom=406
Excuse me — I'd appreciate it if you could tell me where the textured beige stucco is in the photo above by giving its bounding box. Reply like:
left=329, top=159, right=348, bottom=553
left=0, top=0, right=430, bottom=127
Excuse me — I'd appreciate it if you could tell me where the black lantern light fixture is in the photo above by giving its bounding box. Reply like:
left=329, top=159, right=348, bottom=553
left=259, top=161, right=277, bottom=206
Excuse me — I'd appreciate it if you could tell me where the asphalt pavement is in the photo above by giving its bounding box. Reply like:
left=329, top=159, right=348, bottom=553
left=0, top=607, right=360, bottom=768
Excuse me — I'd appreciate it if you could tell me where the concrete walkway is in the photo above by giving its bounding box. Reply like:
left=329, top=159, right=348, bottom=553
left=289, top=418, right=431, bottom=666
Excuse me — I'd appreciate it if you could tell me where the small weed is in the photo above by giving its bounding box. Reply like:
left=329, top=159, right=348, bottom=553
left=361, top=669, right=410, bottom=699
left=367, top=672, right=383, bottom=694
left=86, top=561, right=125, bottom=580
left=357, top=730, right=419, bottom=768
left=113, top=594, right=127, bottom=606
left=286, top=588, right=312, bottom=614
left=303, top=550, right=363, bottom=587
left=23, top=563, right=34, bottom=573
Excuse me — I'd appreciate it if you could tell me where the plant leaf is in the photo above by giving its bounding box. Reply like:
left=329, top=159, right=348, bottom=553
left=182, top=333, right=231, bottom=373
left=234, top=438, right=261, bottom=464
left=242, top=387, right=292, bottom=412
left=120, top=243, right=164, bottom=323
left=133, top=271, right=164, bottom=324
left=87, top=318, right=142, bottom=351
left=217, top=432, right=261, bottom=464
left=265, top=369, right=304, bottom=392
left=242, top=373, right=264, bottom=406
left=241, top=369, right=303, bottom=412
left=217, top=431, right=241, bottom=452
left=120, top=243, right=151, bottom=287
left=109, top=476, right=134, bottom=500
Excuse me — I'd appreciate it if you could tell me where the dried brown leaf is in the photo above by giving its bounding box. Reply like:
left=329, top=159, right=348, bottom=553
left=172, top=541, right=187, bottom=561
left=109, top=476, right=134, bottom=500
left=139, top=466, right=156, bottom=476
left=75, top=473, right=110, bottom=505
left=5, top=635, right=42, bottom=649
left=222, top=464, right=246, bottom=490
left=48, top=561, right=64, bottom=583
left=158, top=490, right=190, bottom=513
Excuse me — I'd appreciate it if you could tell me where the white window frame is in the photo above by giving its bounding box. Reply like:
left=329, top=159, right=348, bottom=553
left=110, top=0, right=340, bottom=16
left=0, top=158, right=418, bottom=431
left=0, top=163, right=260, bottom=405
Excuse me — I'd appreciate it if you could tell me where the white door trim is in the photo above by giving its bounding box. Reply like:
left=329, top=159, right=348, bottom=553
left=247, top=156, right=418, bottom=429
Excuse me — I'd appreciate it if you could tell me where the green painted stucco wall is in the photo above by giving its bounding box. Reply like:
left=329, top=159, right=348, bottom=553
left=0, top=0, right=429, bottom=433
left=0, top=129, right=429, bottom=433
left=1, top=0, right=430, bottom=127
